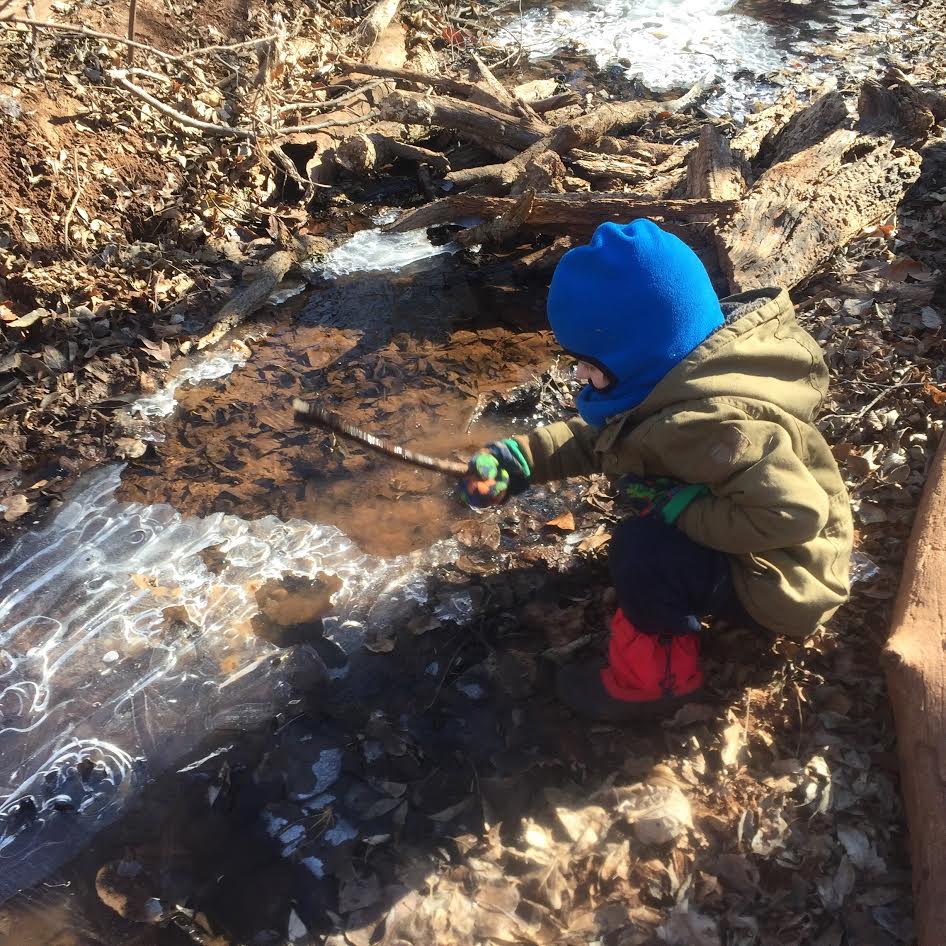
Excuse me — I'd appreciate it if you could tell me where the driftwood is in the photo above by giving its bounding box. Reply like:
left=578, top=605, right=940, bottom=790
left=352, top=0, right=401, bottom=56
left=379, top=90, right=541, bottom=158
left=758, top=90, right=852, bottom=167
left=443, top=98, right=663, bottom=191
left=595, top=135, right=680, bottom=163
left=388, top=194, right=738, bottom=234
left=716, top=127, right=921, bottom=292
left=335, top=122, right=449, bottom=176
left=570, top=151, right=656, bottom=184
left=455, top=188, right=536, bottom=247
left=883, top=432, right=946, bottom=946
left=195, top=237, right=328, bottom=350
left=686, top=125, right=746, bottom=202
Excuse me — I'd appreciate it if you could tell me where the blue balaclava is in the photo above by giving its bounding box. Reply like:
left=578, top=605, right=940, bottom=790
left=547, top=219, right=724, bottom=426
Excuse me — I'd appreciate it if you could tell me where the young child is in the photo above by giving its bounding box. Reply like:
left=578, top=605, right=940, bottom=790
left=461, top=219, right=853, bottom=721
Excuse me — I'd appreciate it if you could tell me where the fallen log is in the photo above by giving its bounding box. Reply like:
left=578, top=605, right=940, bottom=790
left=195, top=237, right=329, bottom=350
left=379, top=89, right=541, bottom=158
left=455, top=188, right=536, bottom=247
left=532, top=90, right=581, bottom=114
left=387, top=194, right=737, bottom=234
left=595, top=135, right=681, bottom=163
left=715, top=128, right=921, bottom=292
left=195, top=249, right=294, bottom=351
left=686, top=124, right=746, bottom=211
left=883, top=431, right=946, bottom=946
left=758, top=90, right=851, bottom=167
left=352, top=0, right=401, bottom=57
left=443, top=98, right=663, bottom=191
left=335, top=123, right=450, bottom=176
left=570, top=151, right=656, bottom=184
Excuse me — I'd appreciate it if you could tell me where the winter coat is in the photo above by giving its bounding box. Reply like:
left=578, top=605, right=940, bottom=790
left=512, top=288, right=853, bottom=638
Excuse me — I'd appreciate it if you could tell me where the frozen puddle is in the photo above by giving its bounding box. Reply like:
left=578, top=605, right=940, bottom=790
left=499, top=0, right=904, bottom=117
left=0, top=465, right=455, bottom=903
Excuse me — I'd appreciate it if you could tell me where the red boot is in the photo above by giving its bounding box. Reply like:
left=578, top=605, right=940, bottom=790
left=556, top=609, right=703, bottom=721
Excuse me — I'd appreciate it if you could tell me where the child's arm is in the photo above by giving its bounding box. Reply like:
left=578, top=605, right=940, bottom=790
left=512, top=417, right=601, bottom=483
left=639, top=408, right=830, bottom=554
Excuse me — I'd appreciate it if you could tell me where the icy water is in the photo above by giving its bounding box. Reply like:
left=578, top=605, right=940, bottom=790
left=0, top=224, right=571, bottom=942
left=498, top=0, right=908, bottom=116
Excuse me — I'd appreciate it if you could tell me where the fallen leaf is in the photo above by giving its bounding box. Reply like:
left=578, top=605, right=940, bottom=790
left=920, top=306, right=943, bottom=330
left=1, top=494, right=30, bottom=522
left=545, top=511, right=575, bottom=532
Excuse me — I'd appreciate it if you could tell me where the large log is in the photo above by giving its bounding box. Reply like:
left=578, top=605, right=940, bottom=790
left=715, top=129, right=921, bottom=292
left=883, top=432, right=946, bottom=946
left=379, top=89, right=541, bottom=158
left=335, top=123, right=450, bottom=176
left=386, top=194, right=737, bottom=233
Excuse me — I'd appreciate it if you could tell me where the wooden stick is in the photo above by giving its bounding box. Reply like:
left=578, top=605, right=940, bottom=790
left=352, top=0, right=400, bottom=54
left=196, top=249, right=295, bottom=350
left=126, top=0, right=137, bottom=65
left=883, top=431, right=946, bottom=946
left=107, top=69, right=256, bottom=138
left=387, top=193, right=738, bottom=234
left=2, top=15, right=177, bottom=61
left=292, top=398, right=468, bottom=476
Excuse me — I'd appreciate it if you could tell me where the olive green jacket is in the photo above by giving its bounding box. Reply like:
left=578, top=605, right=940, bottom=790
left=513, top=288, right=852, bottom=638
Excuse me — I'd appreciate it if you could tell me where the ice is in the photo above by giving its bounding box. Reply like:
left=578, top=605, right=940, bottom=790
left=498, top=0, right=903, bottom=118
left=0, top=464, right=457, bottom=902
left=309, top=227, right=460, bottom=280
left=129, top=350, right=247, bottom=419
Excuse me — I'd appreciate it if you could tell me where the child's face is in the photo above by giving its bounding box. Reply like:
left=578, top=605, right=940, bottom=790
left=575, top=360, right=610, bottom=391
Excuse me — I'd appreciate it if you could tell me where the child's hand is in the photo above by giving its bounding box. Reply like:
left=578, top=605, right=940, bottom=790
left=458, top=440, right=531, bottom=510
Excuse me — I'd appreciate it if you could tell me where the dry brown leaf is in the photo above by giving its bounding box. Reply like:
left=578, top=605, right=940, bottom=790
left=1, top=494, right=31, bottom=522
left=545, top=511, right=576, bottom=532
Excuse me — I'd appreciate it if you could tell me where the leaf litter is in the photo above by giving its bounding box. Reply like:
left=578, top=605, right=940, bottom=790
left=0, top=0, right=944, bottom=943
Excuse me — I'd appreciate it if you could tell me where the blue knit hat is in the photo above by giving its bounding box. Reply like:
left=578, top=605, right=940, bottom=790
left=548, top=219, right=724, bottom=426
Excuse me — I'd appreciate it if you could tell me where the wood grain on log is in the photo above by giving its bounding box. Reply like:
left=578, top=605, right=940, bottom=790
left=759, top=90, right=851, bottom=167
left=716, top=129, right=921, bottom=292
left=595, top=135, right=680, bottom=163
left=571, top=151, right=656, bottom=184
left=387, top=194, right=737, bottom=233
left=455, top=188, right=536, bottom=246
left=686, top=125, right=746, bottom=201
left=883, top=431, right=946, bottom=946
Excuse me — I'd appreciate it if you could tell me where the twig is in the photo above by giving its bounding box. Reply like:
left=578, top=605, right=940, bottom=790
left=126, top=0, right=137, bottom=65
left=62, top=151, right=83, bottom=249
left=1, top=16, right=177, bottom=61
left=276, top=80, right=385, bottom=114
left=273, top=109, right=379, bottom=137
left=167, top=33, right=281, bottom=61
left=107, top=69, right=256, bottom=138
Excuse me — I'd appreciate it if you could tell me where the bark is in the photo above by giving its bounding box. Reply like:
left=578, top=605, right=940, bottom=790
left=387, top=194, right=738, bottom=234
left=455, top=188, right=536, bottom=247
left=731, top=87, right=802, bottom=166
left=883, top=432, right=946, bottom=946
left=570, top=151, right=656, bottom=184
left=686, top=124, right=746, bottom=203
left=716, top=128, right=921, bottom=292
left=352, top=0, right=400, bottom=56
left=595, top=135, right=681, bottom=163
left=195, top=250, right=294, bottom=351
left=758, top=90, right=852, bottom=167
left=379, top=89, right=541, bottom=158
left=859, top=70, right=945, bottom=141
left=335, top=123, right=449, bottom=176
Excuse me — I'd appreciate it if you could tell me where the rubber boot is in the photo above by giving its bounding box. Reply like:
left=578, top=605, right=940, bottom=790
left=556, top=608, right=703, bottom=721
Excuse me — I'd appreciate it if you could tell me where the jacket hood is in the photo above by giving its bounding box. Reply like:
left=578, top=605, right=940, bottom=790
left=626, top=288, right=828, bottom=425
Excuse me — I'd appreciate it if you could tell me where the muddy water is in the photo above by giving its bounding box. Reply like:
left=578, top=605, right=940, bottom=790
left=0, top=233, right=568, bottom=943
left=121, top=253, right=557, bottom=557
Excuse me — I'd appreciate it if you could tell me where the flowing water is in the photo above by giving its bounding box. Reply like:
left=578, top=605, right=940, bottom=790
left=497, top=0, right=909, bottom=117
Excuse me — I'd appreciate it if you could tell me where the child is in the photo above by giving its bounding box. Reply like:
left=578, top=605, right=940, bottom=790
left=461, top=219, right=852, bottom=721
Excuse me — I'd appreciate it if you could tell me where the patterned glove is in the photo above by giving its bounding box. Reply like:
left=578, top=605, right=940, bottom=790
left=459, top=439, right=531, bottom=509
left=619, top=475, right=709, bottom=525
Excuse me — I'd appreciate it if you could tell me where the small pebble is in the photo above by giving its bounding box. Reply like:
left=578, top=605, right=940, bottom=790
left=103, top=651, right=119, bottom=664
